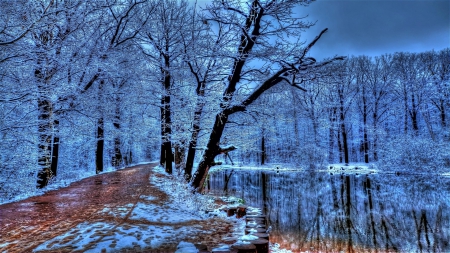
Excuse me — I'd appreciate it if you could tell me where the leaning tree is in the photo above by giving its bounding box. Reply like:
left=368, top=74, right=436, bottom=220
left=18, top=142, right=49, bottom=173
left=190, top=0, right=344, bottom=191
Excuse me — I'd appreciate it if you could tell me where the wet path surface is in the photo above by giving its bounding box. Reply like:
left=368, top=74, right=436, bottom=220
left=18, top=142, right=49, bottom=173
left=0, top=163, right=235, bottom=252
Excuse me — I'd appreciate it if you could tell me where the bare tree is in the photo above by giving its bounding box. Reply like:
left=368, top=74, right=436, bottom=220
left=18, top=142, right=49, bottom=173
left=90, top=0, right=151, bottom=173
left=180, top=6, right=232, bottom=179
left=139, top=0, right=192, bottom=174
left=190, top=0, right=344, bottom=191
left=421, top=49, right=450, bottom=136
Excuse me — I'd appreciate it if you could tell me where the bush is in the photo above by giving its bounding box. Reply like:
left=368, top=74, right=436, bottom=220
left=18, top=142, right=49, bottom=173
left=378, top=135, right=450, bottom=173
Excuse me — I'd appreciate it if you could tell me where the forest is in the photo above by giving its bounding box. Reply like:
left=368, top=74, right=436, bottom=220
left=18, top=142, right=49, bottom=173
left=1, top=0, right=449, bottom=202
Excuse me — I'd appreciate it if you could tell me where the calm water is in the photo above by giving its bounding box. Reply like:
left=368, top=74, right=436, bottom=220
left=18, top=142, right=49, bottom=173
left=208, top=169, right=450, bottom=252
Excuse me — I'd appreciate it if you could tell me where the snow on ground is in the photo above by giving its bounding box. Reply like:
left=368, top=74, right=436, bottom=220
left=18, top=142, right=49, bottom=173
left=33, top=221, right=204, bottom=252
left=175, top=241, right=199, bottom=253
left=269, top=243, right=294, bottom=253
left=211, top=164, right=305, bottom=173
left=152, top=165, right=219, bottom=216
left=321, top=162, right=379, bottom=174
left=211, top=162, right=379, bottom=175
left=130, top=202, right=204, bottom=223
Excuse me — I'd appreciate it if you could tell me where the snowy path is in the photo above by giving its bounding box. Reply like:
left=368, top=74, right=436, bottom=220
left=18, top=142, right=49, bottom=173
left=0, top=163, right=236, bottom=252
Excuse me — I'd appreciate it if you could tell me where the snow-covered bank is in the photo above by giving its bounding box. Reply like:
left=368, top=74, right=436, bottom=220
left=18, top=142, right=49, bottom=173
left=213, top=162, right=450, bottom=176
left=211, top=162, right=379, bottom=174
left=322, top=162, right=379, bottom=174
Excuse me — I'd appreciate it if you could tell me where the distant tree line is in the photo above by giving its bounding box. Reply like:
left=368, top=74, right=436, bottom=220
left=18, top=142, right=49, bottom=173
left=228, top=50, right=450, bottom=172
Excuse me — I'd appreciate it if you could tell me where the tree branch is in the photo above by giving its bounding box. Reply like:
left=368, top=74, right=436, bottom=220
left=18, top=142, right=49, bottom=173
left=0, top=1, right=54, bottom=46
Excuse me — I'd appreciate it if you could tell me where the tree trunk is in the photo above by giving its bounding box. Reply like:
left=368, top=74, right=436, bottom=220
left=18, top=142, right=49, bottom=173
left=113, top=137, right=122, bottom=168
left=439, top=100, right=447, bottom=128
left=339, top=89, right=349, bottom=164
left=337, top=126, right=343, bottom=163
left=162, top=140, right=173, bottom=174
left=184, top=91, right=205, bottom=179
left=161, top=93, right=173, bottom=174
left=36, top=98, right=53, bottom=189
left=160, top=97, right=166, bottom=166
left=159, top=97, right=166, bottom=167
left=341, top=123, right=349, bottom=164
left=410, top=94, right=419, bottom=133
left=362, top=88, right=369, bottom=163
left=191, top=112, right=228, bottom=191
left=174, top=143, right=186, bottom=171
left=291, top=91, right=301, bottom=147
left=329, top=127, right=335, bottom=163
left=95, top=80, right=105, bottom=174
left=329, top=107, right=337, bottom=163
left=261, top=133, right=266, bottom=165
left=372, top=106, right=379, bottom=161
left=124, top=150, right=132, bottom=165
left=160, top=52, right=173, bottom=174
left=112, top=98, right=122, bottom=168
left=404, top=87, right=409, bottom=135
left=363, top=129, right=369, bottom=163
left=96, top=117, right=104, bottom=174
left=50, top=119, right=60, bottom=177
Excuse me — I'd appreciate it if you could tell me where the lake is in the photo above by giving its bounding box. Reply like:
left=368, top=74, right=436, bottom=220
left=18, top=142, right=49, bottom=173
left=207, top=168, right=450, bottom=252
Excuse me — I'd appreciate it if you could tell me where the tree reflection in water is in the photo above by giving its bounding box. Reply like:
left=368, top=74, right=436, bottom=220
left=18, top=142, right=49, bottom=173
left=208, top=169, right=450, bottom=252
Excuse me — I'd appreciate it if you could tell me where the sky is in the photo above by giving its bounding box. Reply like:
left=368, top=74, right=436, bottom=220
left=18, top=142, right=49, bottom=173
left=192, top=0, right=450, bottom=60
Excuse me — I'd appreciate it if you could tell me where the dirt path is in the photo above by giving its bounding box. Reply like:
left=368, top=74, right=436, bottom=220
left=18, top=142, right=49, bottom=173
left=0, top=163, right=236, bottom=252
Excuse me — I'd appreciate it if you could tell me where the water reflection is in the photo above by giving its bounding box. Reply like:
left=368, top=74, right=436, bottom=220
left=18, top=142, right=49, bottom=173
left=208, top=170, right=450, bottom=252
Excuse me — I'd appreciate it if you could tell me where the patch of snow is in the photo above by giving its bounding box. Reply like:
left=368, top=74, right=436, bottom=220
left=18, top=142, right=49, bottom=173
left=152, top=165, right=167, bottom=174
left=211, top=164, right=303, bottom=173
left=0, top=243, right=11, bottom=249
left=139, top=195, right=156, bottom=201
left=233, top=240, right=252, bottom=245
left=270, top=242, right=293, bottom=253
left=245, top=228, right=259, bottom=234
left=322, top=163, right=378, bottom=174
left=137, top=161, right=159, bottom=165
left=246, top=206, right=262, bottom=214
left=33, top=221, right=204, bottom=253
left=175, top=241, right=199, bottom=253
left=129, top=202, right=202, bottom=223
left=101, top=203, right=133, bottom=219
left=240, top=234, right=258, bottom=240
left=150, top=168, right=218, bottom=217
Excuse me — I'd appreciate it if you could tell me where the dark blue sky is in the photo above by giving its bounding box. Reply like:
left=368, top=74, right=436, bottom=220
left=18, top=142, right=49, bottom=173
left=297, top=0, right=450, bottom=60
left=194, top=0, right=449, bottom=60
